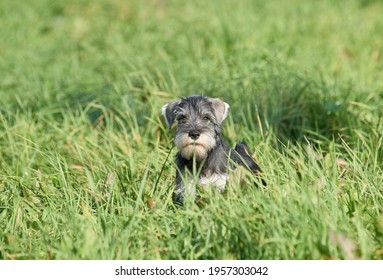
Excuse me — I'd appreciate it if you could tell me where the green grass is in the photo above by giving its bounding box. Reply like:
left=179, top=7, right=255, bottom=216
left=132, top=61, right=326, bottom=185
left=0, top=0, right=383, bottom=259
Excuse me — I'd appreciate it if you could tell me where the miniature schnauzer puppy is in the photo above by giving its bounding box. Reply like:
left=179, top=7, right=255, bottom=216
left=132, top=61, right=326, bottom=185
left=162, top=95, right=264, bottom=203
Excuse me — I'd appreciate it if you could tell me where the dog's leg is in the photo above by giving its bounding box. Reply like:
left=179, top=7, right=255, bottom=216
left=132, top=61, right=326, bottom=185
left=174, top=168, right=197, bottom=204
left=174, top=170, right=186, bottom=204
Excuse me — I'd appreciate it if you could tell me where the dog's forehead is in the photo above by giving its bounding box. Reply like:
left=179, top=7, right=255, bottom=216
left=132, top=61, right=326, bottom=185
left=177, top=96, right=213, bottom=115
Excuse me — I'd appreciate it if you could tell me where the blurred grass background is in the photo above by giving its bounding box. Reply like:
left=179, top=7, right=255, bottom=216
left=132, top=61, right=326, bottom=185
left=0, top=0, right=382, bottom=259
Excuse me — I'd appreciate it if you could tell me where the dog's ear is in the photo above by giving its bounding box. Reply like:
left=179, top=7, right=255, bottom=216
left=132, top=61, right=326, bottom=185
left=208, top=98, right=230, bottom=124
left=162, top=100, right=181, bottom=128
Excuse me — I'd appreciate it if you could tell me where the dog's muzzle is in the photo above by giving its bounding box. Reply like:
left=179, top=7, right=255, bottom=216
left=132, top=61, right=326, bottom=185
left=188, top=130, right=200, bottom=140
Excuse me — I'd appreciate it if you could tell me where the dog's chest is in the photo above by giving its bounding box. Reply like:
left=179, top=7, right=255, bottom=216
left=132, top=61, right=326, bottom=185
left=198, top=173, right=227, bottom=192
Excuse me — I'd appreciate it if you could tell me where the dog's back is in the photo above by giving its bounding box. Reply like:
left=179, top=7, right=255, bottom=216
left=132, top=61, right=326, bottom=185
left=232, top=141, right=266, bottom=186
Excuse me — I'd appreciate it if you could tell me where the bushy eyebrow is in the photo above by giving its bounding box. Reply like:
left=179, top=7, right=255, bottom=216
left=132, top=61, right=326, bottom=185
left=197, top=105, right=215, bottom=118
left=202, top=112, right=215, bottom=120
left=176, top=114, right=187, bottom=119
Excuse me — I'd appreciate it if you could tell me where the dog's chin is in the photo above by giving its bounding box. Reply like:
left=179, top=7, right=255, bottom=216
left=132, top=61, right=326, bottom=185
left=180, top=144, right=208, bottom=161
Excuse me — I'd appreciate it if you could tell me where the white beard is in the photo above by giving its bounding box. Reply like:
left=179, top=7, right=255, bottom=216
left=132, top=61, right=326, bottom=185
left=174, top=132, right=216, bottom=161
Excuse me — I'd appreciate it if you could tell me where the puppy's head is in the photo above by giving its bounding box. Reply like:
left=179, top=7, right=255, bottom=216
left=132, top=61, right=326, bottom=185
left=162, top=95, right=230, bottom=161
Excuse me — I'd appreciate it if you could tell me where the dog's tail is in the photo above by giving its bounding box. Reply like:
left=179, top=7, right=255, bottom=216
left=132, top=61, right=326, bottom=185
left=234, top=141, right=266, bottom=186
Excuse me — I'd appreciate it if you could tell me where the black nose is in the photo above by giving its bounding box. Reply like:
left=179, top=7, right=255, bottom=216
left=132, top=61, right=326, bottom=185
left=188, top=130, right=200, bottom=140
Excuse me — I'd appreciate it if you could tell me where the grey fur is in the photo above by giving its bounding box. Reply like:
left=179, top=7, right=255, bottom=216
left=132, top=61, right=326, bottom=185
left=162, top=95, right=264, bottom=204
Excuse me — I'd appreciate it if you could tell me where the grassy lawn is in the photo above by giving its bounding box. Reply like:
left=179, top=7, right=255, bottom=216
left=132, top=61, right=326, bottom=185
left=0, top=0, right=382, bottom=259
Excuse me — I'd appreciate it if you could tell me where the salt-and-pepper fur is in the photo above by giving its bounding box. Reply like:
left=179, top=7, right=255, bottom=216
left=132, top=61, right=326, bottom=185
left=162, top=95, right=264, bottom=203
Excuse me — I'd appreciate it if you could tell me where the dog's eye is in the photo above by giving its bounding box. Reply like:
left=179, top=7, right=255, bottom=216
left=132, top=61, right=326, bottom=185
left=177, top=116, right=187, bottom=123
left=203, top=116, right=211, bottom=122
